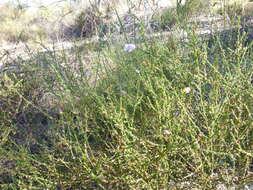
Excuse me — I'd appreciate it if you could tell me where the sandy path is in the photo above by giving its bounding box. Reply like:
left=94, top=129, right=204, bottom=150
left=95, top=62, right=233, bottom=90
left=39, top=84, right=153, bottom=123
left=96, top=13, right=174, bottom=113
left=0, top=13, right=235, bottom=71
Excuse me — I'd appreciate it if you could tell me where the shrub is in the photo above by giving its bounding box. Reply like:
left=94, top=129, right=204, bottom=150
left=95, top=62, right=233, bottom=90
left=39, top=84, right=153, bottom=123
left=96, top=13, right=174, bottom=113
left=1, top=1, right=253, bottom=189
left=152, top=0, right=209, bottom=30
left=72, top=5, right=111, bottom=39
left=152, top=7, right=178, bottom=30
left=216, top=2, right=253, bottom=25
left=217, top=3, right=243, bottom=22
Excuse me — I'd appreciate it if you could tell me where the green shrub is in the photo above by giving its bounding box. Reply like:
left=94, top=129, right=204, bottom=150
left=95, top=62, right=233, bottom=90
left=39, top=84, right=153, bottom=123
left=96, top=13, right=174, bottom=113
left=152, top=0, right=209, bottom=30
left=152, top=7, right=178, bottom=30
left=72, top=5, right=111, bottom=38
left=1, top=6, right=253, bottom=188
left=217, top=3, right=243, bottom=22
left=216, top=2, right=253, bottom=25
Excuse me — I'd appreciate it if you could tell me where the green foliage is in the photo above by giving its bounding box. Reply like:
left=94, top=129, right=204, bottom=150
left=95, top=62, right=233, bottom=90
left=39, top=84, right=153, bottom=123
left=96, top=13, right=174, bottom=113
left=152, top=0, right=209, bottom=30
left=177, top=0, right=208, bottom=16
left=152, top=7, right=178, bottom=30
left=1, top=2, right=253, bottom=189
left=216, top=2, right=253, bottom=25
left=73, top=5, right=111, bottom=38
left=217, top=3, right=243, bottom=22
left=0, top=3, right=48, bottom=43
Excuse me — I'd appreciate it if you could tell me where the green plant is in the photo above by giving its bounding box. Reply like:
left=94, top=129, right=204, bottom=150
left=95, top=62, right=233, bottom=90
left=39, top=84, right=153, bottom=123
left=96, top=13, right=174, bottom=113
left=1, top=3, right=253, bottom=188
left=152, top=7, right=178, bottom=30
left=72, top=4, right=111, bottom=39
left=225, top=3, right=243, bottom=21
left=176, top=0, right=208, bottom=16
left=216, top=1, right=253, bottom=25
left=152, top=0, right=209, bottom=30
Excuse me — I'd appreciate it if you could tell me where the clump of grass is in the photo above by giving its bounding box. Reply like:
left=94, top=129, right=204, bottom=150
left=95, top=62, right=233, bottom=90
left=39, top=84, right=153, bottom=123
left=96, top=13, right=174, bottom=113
left=216, top=1, right=253, bottom=26
left=0, top=2, right=78, bottom=44
left=152, top=0, right=209, bottom=30
left=152, top=7, right=178, bottom=30
left=242, top=2, right=253, bottom=22
left=217, top=2, right=243, bottom=24
left=0, top=3, right=48, bottom=44
left=71, top=3, right=113, bottom=39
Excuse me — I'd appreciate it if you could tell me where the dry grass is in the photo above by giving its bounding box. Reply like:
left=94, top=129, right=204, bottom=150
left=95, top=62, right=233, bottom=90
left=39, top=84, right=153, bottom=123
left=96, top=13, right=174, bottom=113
left=0, top=3, right=44, bottom=44
left=0, top=2, right=75, bottom=44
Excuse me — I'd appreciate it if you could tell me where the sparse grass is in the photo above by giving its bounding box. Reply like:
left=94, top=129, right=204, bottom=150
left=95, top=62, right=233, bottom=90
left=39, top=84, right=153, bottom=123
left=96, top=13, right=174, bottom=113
left=72, top=5, right=111, bottom=39
left=0, top=1, right=253, bottom=189
left=152, top=0, right=209, bottom=30
left=216, top=1, right=253, bottom=25
left=0, top=2, right=76, bottom=44
left=0, top=3, right=46, bottom=44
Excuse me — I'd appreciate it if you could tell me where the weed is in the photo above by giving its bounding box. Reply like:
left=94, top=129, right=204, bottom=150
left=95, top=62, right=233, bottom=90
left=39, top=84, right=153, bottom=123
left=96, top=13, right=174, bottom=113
left=1, top=1, right=253, bottom=189
left=152, top=0, right=209, bottom=30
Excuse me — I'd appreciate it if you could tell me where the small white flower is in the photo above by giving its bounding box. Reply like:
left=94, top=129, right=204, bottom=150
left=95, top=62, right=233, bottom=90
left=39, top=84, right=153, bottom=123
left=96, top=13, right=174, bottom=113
left=163, top=130, right=171, bottom=135
left=135, top=69, right=140, bottom=74
left=114, top=24, right=121, bottom=33
left=182, top=38, right=189, bottom=43
left=168, top=180, right=176, bottom=185
left=183, top=87, right=191, bottom=94
left=84, top=71, right=92, bottom=77
left=216, top=184, right=227, bottom=190
left=210, top=172, right=218, bottom=179
left=124, top=44, right=136, bottom=52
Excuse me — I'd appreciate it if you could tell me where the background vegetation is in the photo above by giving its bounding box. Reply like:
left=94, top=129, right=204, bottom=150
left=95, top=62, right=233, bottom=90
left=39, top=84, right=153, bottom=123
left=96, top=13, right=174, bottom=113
left=0, top=0, right=253, bottom=189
